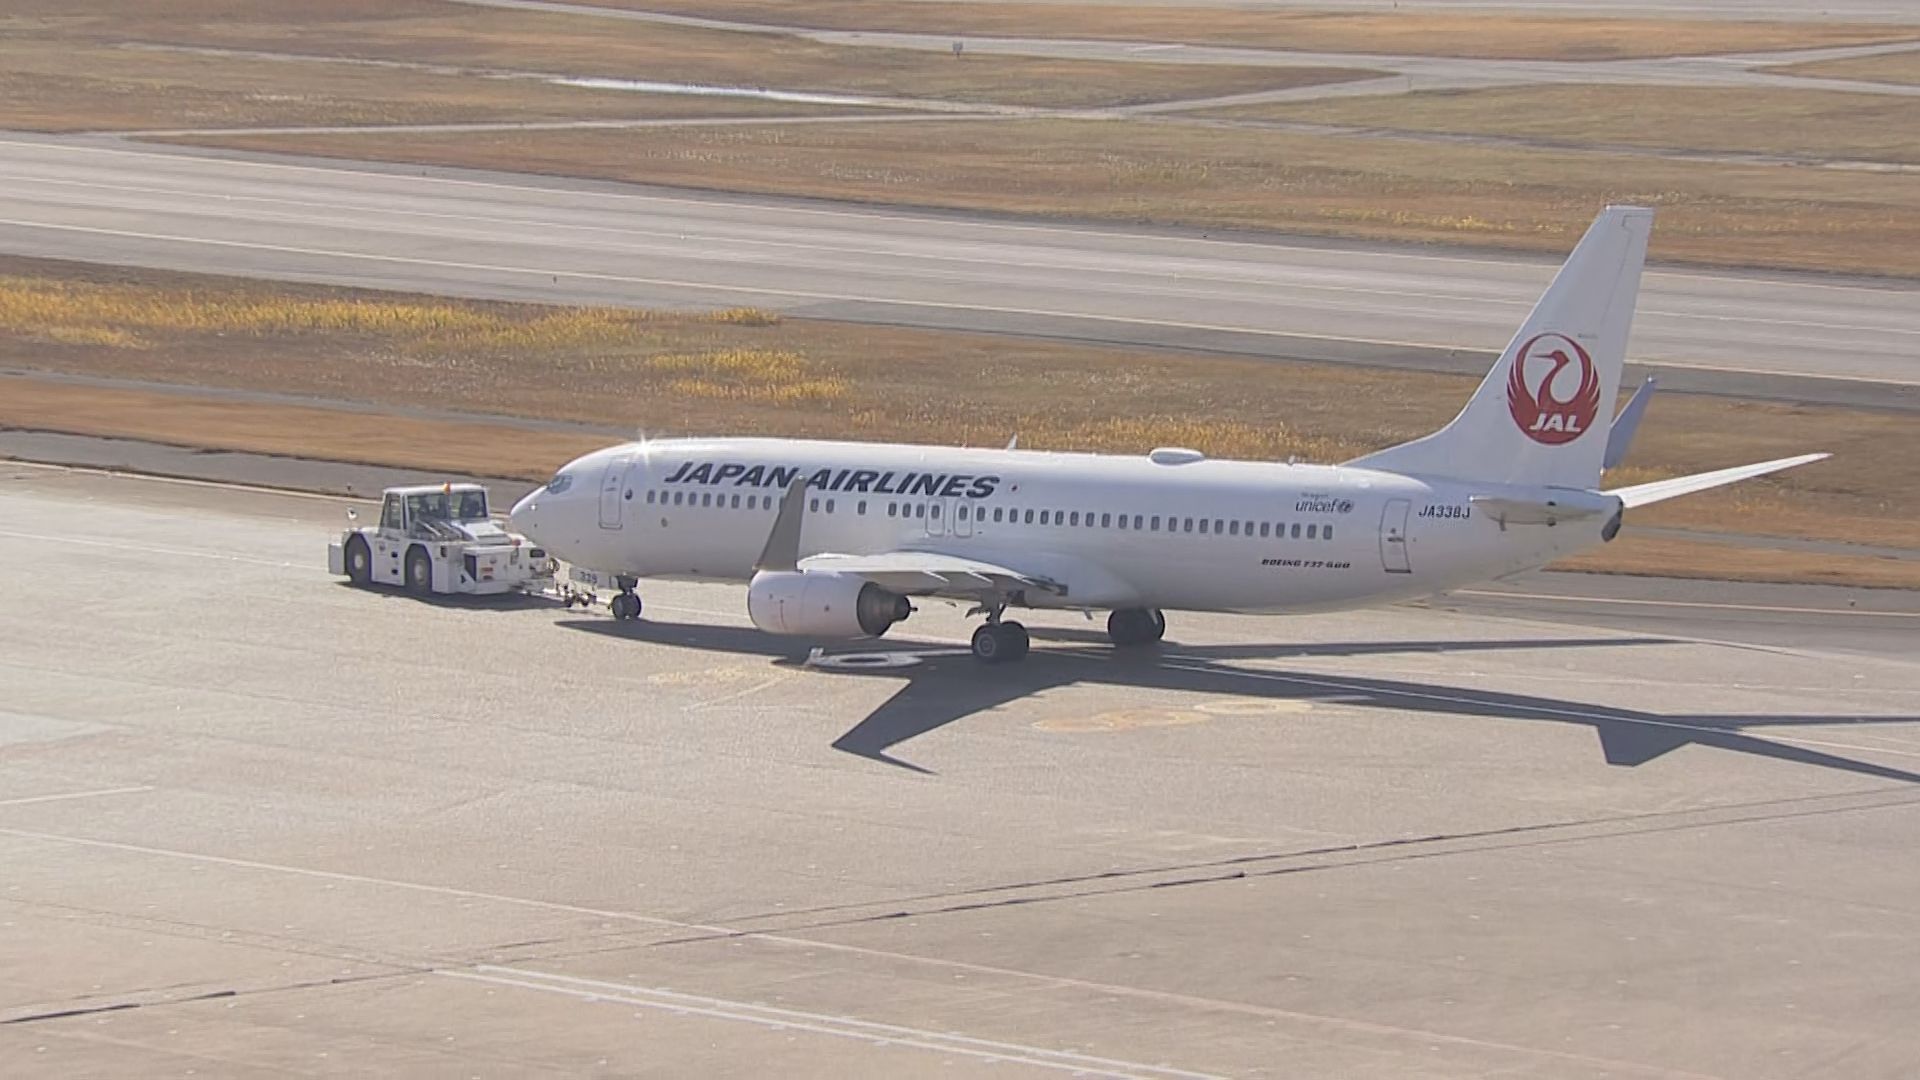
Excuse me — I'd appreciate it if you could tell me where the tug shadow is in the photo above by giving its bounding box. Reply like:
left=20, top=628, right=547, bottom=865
left=334, top=581, right=555, bottom=613
left=558, top=618, right=1920, bottom=782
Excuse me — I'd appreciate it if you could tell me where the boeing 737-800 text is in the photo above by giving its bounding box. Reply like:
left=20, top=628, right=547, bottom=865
left=509, top=207, right=1824, bottom=663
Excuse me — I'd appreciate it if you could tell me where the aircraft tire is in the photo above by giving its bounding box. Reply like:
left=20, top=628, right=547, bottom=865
left=999, top=621, right=1030, bottom=661
left=973, top=623, right=1028, bottom=664
left=1108, top=608, right=1159, bottom=647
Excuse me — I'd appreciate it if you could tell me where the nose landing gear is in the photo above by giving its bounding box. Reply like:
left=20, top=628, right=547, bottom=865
left=609, top=576, right=643, bottom=621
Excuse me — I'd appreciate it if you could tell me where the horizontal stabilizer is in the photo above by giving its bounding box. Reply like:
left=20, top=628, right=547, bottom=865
left=1604, top=376, right=1656, bottom=470
left=1607, top=453, right=1829, bottom=509
left=1598, top=723, right=1693, bottom=767
left=1469, top=495, right=1606, bottom=528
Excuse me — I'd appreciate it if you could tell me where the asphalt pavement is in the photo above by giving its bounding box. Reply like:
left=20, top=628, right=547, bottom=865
left=2, top=467, right=1918, bottom=1077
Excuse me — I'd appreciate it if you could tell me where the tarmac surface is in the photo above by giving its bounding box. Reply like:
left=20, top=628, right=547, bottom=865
left=1, top=135, right=1916, bottom=410
left=4, top=465, right=1919, bottom=1078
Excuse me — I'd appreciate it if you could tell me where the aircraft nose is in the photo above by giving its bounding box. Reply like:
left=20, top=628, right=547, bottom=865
left=508, top=487, right=543, bottom=539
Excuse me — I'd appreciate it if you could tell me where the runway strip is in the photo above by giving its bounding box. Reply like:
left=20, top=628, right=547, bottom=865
left=1, top=135, right=1914, bottom=406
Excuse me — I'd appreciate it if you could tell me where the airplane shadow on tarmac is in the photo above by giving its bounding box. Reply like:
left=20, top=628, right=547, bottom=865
left=558, top=618, right=1920, bottom=782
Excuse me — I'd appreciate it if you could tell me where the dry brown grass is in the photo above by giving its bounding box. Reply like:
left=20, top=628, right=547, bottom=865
left=1776, top=48, right=1920, bottom=87
left=0, top=377, right=602, bottom=482
left=0, top=0, right=1375, bottom=116
left=0, top=41, right=849, bottom=133
left=1, top=257, right=1912, bottom=567
left=582, top=1, right=1920, bottom=61
left=1555, top=535, right=1920, bottom=591
left=183, top=117, right=1920, bottom=279
left=1202, top=85, right=1920, bottom=164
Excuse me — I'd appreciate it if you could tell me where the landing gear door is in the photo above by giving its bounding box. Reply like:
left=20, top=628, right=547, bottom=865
left=599, top=452, right=635, bottom=530
left=1380, top=498, right=1412, bottom=574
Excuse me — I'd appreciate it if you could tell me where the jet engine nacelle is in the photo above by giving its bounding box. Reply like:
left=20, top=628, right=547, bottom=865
left=746, top=570, right=911, bottom=638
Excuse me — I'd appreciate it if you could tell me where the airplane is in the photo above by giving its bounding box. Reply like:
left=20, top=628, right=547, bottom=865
left=508, top=206, right=1826, bottom=665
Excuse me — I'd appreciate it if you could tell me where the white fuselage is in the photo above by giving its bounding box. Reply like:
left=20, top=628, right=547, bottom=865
left=515, top=438, right=1613, bottom=615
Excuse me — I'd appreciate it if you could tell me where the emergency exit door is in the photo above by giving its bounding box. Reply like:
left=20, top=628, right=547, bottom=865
left=1380, top=498, right=1412, bottom=573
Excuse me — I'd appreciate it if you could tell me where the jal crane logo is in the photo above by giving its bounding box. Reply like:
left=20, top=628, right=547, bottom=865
left=1505, top=332, right=1600, bottom=445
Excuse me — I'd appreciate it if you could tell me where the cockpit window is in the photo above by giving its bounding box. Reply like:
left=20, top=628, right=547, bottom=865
left=546, top=473, right=573, bottom=494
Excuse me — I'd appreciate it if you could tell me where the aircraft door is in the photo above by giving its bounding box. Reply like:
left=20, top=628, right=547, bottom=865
left=599, top=452, right=635, bottom=530
left=1380, top=498, right=1412, bottom=573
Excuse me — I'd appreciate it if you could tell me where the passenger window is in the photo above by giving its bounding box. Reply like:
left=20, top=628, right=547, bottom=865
left=645, top=490, right=656, bottom=505
left=1150, top=516, right=1161, bottom=531
left=1069, top=511, right=1079, bottom=526
left=916, top=504, right=926, bottom=519
left=1040, top=511, right=1050, bottom=525
left=1324, top=524, right=1334, bottom=540
left=826, top=499, right=836, bottom=514
left=887, top=503, right=897, bottom=517
left=728, top=494, right=738, bottom=509
left=673, top=491, right=684, bottom=506
left=958, top=506, right=969, bottom=521
left=993, top=507, right=1004, bottom=523
left=1245, top=521, right=1254, bottom=536
left=1101, top=513, right=1111, bottom=528
left=1214, top=519, right=1224, bottom=535
left=1307, top=523, right=1317, bottom=539
left=858, top=500, right=867, bottom=515
left=1259, top=522, right=1270, bottom=538
left=930, top=504, right=940, bottom=519
left=1199, top=519, right=1209, bottom=535
left=809, top=498, right=819, bottom=513
left=1183, top=518, right=1194, bottom=533
left=1229, top=521, right=1240, bottom=536
left=1117, top=515, right=1128, bottom=531
left=1291, top=523, right=1301, bottom=539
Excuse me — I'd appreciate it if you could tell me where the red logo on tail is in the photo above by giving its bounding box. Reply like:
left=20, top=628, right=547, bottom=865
left=1506, top=333, right=1599, bottom=445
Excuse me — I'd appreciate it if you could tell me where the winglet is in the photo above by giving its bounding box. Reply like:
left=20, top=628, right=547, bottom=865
left=1604, top=376, right=1656, bottom=470
left=754, top=475, right=810, bottom=572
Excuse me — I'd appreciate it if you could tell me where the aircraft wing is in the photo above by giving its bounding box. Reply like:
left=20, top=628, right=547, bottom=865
left=1606, top=453, right=1829, bottom=509
left=798, top=551, right=1066, bottom=598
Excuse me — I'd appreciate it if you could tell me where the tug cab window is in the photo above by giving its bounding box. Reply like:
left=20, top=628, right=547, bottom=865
left=380, top=495, right=404, bottom=532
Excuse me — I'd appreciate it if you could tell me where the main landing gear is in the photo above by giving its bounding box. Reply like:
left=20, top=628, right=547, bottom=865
left=970, top=605, right=1030, bottom=664
left=1107, top=607, right=1166, bottom=647
left=609, top=576, right=643, bottom=621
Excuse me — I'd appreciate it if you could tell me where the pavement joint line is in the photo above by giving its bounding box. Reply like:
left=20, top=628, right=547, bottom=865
left=0, top=786, right=154, bottom=808
left=5, top=134, right=1910, bottom=294
left=14, top=169, right=1917, bottom=344
left=8, top=213, right=1914, bottom=388
left=458, top=965, right=1224, bottom=1080
left=0, top=822, right=1740, bottom=1078
left=1454, top=588, right=1920, bottom=618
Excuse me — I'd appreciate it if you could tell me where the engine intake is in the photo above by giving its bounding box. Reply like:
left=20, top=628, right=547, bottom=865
left=747, top=570, right=911, bottom=639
